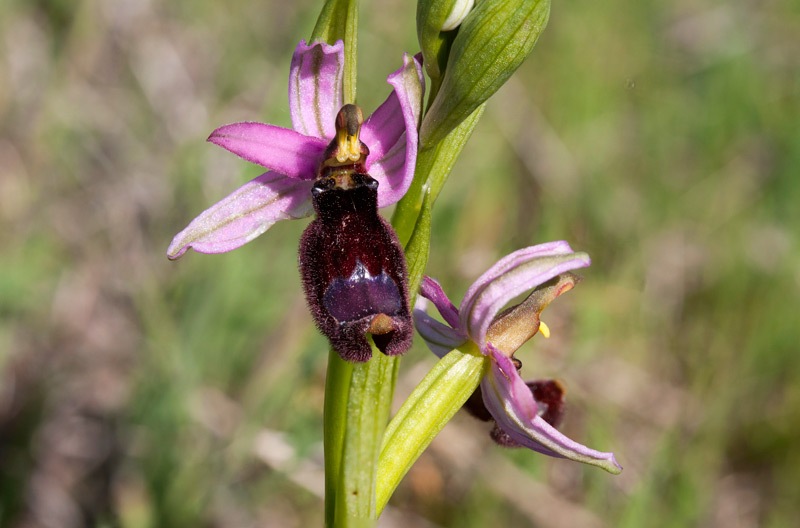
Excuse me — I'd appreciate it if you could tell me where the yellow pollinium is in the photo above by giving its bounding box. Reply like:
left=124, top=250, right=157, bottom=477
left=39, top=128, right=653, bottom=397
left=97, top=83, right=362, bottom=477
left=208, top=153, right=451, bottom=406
left=336, top=131, right=362, bottom=163
left=538, top=320, right=551, bottom=339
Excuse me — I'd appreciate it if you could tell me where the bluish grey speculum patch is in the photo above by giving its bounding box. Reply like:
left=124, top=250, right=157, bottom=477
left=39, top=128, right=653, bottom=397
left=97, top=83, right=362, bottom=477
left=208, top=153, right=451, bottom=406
left=323, top=261, right=404, bottom=323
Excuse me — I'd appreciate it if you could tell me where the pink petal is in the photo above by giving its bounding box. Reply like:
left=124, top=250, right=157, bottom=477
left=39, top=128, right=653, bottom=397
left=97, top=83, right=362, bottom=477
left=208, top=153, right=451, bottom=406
left=362, top=53, right=425, bottom=207
left=167, top=172, right=313, bottom=259
left=208, top=122, right=327, bottom=180
left=419, top=276, right=463, bottom=330
left=482, top=346, right=622, bottom=474
left=413, top=296, right=468, bottom=358
left=288, top=40, right=344, bottom=140
left=460, top=242, right=591, bottom=348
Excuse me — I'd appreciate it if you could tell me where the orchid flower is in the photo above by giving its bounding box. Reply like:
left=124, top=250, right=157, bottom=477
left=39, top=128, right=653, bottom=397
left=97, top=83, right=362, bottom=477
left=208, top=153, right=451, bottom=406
left=168, top=40, right=424, bottom=259
left=413, top=241, right=622, bottom=474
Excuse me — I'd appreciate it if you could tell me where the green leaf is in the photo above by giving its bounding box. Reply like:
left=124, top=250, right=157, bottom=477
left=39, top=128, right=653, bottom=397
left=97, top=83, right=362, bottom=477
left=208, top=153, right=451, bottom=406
left=375, top=345, right=485, bottom=513
left=335, top=349, right=397, bottom=525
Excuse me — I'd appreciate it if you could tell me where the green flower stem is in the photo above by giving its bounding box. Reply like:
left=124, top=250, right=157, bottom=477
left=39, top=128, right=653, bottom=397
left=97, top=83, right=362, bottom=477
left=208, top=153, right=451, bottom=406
left=403, top=191, right=433, bottom=299
left=391, top=103, right=485, bottom=247
left=334, top=349, right=398, bottom=526
left=323, top=350, right=353, bottom=527
left=312, top=5, right=373, bottom=526
left=375, top=344, right=486, bottom=513
left=311, top=0, right=359, bottom=104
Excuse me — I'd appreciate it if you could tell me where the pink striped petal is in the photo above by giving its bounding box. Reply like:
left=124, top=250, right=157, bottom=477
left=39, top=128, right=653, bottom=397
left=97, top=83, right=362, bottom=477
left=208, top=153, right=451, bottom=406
left=288, top=40, right=344, bottom=140
left=413, top=296, right=468, bottom=358
left=419, top=276, right=463, bottom=330
left=482, top=346, right=622, bottom=474
left=362, top=53, right=425, bottom=207
left=167, top=172, right=313, bottom=259
left=460, top=242, right=591, bottom=348
left=208, top=122, right=327, bottom=180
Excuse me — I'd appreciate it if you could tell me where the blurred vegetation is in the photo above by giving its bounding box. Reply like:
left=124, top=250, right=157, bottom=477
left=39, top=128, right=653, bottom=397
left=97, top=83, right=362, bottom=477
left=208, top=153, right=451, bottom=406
left=1, top=0, right=799, bottom=527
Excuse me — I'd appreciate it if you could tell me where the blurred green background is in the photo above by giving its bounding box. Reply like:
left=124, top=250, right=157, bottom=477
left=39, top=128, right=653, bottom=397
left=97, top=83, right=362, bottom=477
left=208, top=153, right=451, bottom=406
left=1, top=0, right=799, bottom=526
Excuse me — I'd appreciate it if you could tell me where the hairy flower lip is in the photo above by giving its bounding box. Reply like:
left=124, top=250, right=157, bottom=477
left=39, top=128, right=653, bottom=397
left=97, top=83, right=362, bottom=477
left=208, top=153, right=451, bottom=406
left=413, top=242, right=622, bottom=474
left=167, top=40, right=424, bottom=260
left=300, top=170, right=412, bottom=363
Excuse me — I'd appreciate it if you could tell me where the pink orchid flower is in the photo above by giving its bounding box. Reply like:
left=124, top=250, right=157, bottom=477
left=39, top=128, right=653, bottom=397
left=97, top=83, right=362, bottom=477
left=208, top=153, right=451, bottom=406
left=414, top=241, right=622, bottom=474
left=168, top=40, right=424, bottom=259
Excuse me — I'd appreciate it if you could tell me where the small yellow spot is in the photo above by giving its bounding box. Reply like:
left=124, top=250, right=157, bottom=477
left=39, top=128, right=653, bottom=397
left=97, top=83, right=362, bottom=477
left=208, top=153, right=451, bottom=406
left=538, top=320, right=551, bottom=339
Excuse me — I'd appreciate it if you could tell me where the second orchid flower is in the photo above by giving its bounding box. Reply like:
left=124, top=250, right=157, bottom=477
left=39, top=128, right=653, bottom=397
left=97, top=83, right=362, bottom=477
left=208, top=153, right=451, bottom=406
left=414, top=241, right=622, bottom=474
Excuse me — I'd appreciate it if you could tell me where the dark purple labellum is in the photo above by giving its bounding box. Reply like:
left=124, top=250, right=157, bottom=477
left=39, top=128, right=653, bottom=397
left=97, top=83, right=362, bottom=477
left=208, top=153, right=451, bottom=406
left=466, top=369, right=566, bottom=447
left=527, top=379, right=566, bottom=429
left=299, top=172, right=412, bottom=362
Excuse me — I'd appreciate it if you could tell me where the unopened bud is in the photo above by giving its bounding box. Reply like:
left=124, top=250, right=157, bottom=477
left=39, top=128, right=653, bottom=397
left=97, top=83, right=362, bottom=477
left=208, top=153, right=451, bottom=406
left=441, top=0, right=475, bottom=31
left=417, top=0, right=474, bottom=82
left=421, top=0, right=551, bottom=145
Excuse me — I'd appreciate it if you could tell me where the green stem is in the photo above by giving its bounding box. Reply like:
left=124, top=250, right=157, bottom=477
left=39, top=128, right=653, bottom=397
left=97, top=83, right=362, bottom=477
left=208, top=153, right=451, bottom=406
left=323, top=351, right=353, bottom=527
left=334, top=349, right=397, bottom=526
left=325, top=348, right=397, bottom=528
left=391, top=103, right=486, bottom=246
left=311, top=3, right=363, bottom=526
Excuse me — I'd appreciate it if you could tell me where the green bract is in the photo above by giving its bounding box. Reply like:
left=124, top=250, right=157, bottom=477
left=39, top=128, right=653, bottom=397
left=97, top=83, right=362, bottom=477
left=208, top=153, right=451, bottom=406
left=421, top=0, right=551, bottom=145
left=417, top=0, right=471, bottom=82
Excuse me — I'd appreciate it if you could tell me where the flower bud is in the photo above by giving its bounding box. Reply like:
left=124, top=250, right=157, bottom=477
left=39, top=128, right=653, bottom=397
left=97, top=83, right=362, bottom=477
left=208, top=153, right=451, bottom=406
left=417, top=0, right=473, bottom=82
left=421, top=0, right=551, bottom=145
left=441, top=0, right=475, bottom=31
